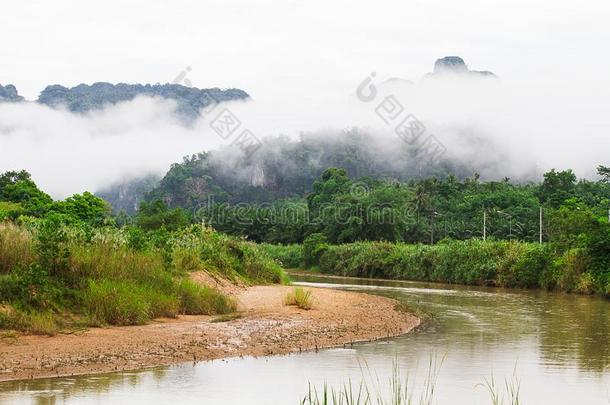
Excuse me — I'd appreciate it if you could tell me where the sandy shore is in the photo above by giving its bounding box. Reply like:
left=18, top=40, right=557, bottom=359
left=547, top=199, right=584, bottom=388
left=0, top=285, right=419, bottom=382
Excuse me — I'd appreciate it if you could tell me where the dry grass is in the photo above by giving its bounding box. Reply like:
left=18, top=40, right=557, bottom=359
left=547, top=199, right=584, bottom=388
left=283, top=287, right=314, bottom=310
left=0, top=222, right=35, bottom=274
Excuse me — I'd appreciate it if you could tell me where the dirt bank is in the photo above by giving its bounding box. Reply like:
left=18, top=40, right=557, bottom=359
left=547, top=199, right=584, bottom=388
left=0, top=285, right=419, bottom=382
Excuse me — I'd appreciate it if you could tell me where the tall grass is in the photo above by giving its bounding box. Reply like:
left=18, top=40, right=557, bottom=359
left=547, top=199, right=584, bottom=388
left=0, top=222, right=35, bottom=274
left=0, top=221, right=280, bottom=333
left=177, top=279, right=236, bottom=315
left=301, top=357, right=522, bottom=405
left=301, top=357, right=442, bottom=405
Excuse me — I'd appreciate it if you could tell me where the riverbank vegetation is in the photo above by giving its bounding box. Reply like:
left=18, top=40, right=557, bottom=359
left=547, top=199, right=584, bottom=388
left=0, top=171, right=285, bottom=335
left=265, top=236, right=610, bottom=297
left=246, top=167, right=610, bottom=297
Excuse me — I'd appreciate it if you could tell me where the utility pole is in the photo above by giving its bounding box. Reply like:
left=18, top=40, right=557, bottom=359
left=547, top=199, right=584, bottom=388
left=483, top=209, right=487, bottom=241
left=430, top=211, right=440, bottom=244
left=497, top=210, right=512, bottom=241
left=539, top=206, right=543, bottom=244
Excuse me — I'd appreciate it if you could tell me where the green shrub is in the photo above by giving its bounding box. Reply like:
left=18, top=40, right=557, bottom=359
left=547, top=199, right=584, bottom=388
left=554, top=248, right=589, bottom=292
left=260, top=243, right=303, bottom=268
left=303, top=233, right=329, bottom=266
left=0, top=265, right=65, bottom=310
left=307, top=239, right=582, bottom=292
left=574, top=272, right=595, bottom=295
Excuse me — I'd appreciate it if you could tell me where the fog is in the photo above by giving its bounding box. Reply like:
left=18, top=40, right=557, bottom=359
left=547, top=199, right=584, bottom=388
left=0, top=69, right=608, bottom=199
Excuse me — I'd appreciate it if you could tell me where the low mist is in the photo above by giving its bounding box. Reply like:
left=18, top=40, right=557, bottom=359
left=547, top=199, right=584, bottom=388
left=0, top=71, right=608, bottom=199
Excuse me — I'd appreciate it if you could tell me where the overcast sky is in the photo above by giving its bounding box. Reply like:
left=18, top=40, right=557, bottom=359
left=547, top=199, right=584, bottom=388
left=1, top=0, right=609, bottom=196
left=2, top=0, right=609, bottom=99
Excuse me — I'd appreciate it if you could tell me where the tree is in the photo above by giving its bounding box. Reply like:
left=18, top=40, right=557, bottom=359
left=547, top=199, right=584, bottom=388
left=0, top=170, right=53, bottom=216
left=538, top=169, right=577, bottom=208
left=53, top=192, right=112, bottom=226
left=597, top=165, right=610, bottom=183
left=136, top=200, right=189, bottom=231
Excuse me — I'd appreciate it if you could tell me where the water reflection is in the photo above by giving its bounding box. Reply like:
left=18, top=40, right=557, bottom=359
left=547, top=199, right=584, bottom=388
left=296, top=274, right=610, bottom=373
left=0, top=368, right=172, bottom=404
left=0, top=275, right=608, bottom=404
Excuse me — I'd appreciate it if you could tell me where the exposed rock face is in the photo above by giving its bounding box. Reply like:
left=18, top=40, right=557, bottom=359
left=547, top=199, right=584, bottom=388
left=0, top=84, right=24, bottom=102
left=428, top=56, right=496, bottom=78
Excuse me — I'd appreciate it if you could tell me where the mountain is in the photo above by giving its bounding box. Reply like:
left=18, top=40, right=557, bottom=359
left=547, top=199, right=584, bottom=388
left=95, top=174, right=160, bottom=214
left=0, top=84, right=24, bottom=102
left=426, top=56, right=496, bottom=78
left=136, top=129, right=469, bottom=213
left=37, top=82, right=250, bottom=117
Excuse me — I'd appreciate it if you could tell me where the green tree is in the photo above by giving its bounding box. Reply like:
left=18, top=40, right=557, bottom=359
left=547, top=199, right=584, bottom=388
left=538, top=169, right=577, bottom=208
left=136, top=200, right=189, bottom=231
left=53, top=192, right=112, bottom=226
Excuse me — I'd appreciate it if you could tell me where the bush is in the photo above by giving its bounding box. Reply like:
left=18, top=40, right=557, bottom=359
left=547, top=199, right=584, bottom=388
left=283, top=287, right=313, bottom=310
left=555, top=248, right=589, bottom=292
left=260, top=243, right=303, bottom=268
left=0, top=264, right=65, bottom=310
left=303, top=233, right=329, bottom=266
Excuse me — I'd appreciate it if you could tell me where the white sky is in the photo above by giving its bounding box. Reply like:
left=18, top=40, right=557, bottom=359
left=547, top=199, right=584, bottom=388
left=1, top=0, right=609, bottom=100
left=1, top=0, right=610, bottom=196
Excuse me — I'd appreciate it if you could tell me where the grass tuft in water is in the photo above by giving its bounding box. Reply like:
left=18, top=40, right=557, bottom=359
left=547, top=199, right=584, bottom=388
left=301, top=355, right=522, bottom=405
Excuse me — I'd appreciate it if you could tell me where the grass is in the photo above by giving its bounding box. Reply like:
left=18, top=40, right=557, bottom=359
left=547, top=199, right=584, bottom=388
left=0, top=221, right=281, bottom=333
left=0, top=306, right=59, bottom=335
left=0, top=222, right=35, bottom=274
left=479, top=370, right=522, bottom=405
left=284, top=287, right=314, bottom=310
left=177, top=279, right=237, bottom=315
left=301, top=357, right=522, bottom=405
left=301, top=357, right=442, bottom=405
left=260, top=243, right=304, bottom=269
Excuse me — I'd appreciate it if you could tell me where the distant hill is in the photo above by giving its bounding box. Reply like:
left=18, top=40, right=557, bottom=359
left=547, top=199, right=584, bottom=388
left=425, top=56, right=496, bottom=78
left=133, top=129, right=470, bottom=213
left=0, top=84, right=24, bottom=102
left=37, top=82, right=250, bottom=117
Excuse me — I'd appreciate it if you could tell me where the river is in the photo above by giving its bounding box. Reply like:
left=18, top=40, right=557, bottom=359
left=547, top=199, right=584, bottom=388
left=1, top=274, right=608, bottom=404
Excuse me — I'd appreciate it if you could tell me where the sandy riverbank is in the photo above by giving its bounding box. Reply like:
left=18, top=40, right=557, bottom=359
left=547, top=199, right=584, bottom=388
left=0, top=285, right=419, bottom=382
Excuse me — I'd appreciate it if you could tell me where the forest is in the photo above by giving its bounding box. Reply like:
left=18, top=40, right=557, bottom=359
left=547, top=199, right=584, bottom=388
left=2, top=153, right=610, bottom=300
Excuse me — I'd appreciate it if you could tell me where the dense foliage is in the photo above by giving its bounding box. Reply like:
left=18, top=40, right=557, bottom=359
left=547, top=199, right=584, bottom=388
left=0, top=171, right=285, bottom=334
left=196, top=166, right=610, bottom=246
